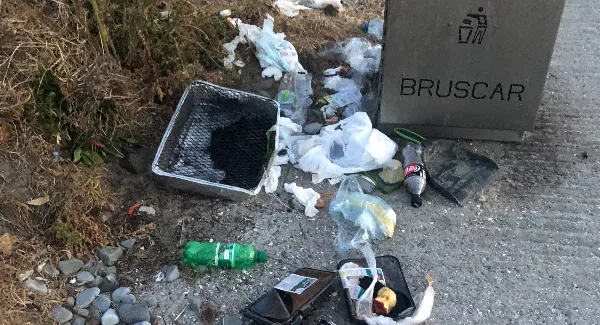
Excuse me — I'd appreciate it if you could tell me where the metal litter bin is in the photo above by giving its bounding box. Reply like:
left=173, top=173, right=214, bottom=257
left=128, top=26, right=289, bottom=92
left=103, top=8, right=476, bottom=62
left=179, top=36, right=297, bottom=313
left=152, top=81, right=280, bottom=201
left=379, top=0, right=565, bottom=141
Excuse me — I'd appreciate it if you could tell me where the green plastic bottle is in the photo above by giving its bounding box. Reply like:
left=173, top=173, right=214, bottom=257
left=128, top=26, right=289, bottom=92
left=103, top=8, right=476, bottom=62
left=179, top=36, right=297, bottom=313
left=182, top=242, right=267, bottom=269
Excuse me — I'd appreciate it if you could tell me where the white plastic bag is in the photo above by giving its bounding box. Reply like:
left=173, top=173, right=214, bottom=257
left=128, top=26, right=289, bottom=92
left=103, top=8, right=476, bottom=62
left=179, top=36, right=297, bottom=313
left=343, top=38, right=382, bottom=74
left=328, top=176, right=396, bottom=251
left=364, top=274, right=436, bottom=325
left=223, top=16, right=301, bottom=79
left=299, top=0, right=343, bottom=9
left=264, top=165, right=281, bottom=193
left=284, top=182, right=320, bottom=217
left=255, top=15, right=300, bottom=73
left=293, top=112, right=397, bottom=183
left=274, top=0, right=312, bottom=17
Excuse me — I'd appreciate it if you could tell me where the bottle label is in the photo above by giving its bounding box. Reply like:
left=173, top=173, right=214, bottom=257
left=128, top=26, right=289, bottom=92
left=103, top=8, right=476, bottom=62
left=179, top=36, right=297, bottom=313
left=214, top=243, right=236, bottom=268
left=274, top=274, right=318, bottom=295
left=404, top=163, right=425, bottom=178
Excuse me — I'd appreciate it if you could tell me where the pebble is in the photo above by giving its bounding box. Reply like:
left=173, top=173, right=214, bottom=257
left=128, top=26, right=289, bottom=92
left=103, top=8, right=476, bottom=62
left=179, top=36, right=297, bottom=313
left=98, top=265, right=117, bottom=277
left=112, top=287, right=136, bottom=304
left=101, top=308, right=119, bottom=325
left=66, top=296, right=76, bottom=307
left=92, top=294, right=111, bottom=313
left=76, top=287, right=100, bottom=308
left=77, top=271, right=95, bottom=284
left=92, top=275, right=104, bottom=287
left=97, top=246, right=124, bottom=266
left=23, top=278, right=48, bottom=294
left=189, top=297, right=202, bottom=311
left=83, top=259, right=100, bottom=275
left=98, top=211, right=113, bottom=223
left=18, top=269, right=34, bottom=281
left=288, top=197, right=304, bottom=212
left=88, top=306, right=102, bottom=325
left=133, top=322, right=151, bottom=325
left=120, top=239, right=136, bottom=249
left=72, top=316, right=86, bottom=325
left=73, top=306, right=90, bottom=317
left=49, top=305, right=73, bottom=323
left=304, top=122, right=324, bottom=135
left=117, top=302, right=151, bottom=324
left=58, top=259, right=85, bottom=276
left=165, top=265, right=179, bottom=282
left=100, top=274, right=119, bottom=293
left=42, top=263, right=59, bottom=278
left=138, top=206, right=155, bottom=215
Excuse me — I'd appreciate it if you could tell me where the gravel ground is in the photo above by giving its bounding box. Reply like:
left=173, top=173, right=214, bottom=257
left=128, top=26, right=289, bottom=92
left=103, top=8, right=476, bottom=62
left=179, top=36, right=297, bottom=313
left=132, top=1, right=600, bottom=324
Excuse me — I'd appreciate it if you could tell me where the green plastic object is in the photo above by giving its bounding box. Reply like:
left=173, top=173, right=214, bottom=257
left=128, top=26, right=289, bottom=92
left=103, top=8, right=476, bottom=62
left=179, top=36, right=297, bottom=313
left=183, top=242, right=267, bottom=269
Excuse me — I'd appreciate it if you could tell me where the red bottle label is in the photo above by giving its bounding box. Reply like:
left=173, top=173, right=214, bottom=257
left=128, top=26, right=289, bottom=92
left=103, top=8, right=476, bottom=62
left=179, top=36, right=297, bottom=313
left=404, top=163, right=425, bottom=178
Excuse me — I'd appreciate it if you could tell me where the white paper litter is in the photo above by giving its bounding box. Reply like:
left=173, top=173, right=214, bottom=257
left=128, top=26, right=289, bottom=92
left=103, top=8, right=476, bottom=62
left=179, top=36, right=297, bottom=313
left=139, top=206, right=156, bottom=215
left=284, top=182, right=320, bottom=217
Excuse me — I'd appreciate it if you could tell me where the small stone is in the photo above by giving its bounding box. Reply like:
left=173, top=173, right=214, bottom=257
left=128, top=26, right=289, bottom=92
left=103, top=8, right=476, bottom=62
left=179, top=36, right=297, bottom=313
left=66, top=297, right=76, bottom=307
left=92, top=294, right=111, bottom=313
left=100, top=274, right=119, bottom=293
left=76, top=287, right=100, bottom=308
left=120, top=148, right=155, bottom=175
left=72, top=316, right=86, bottom=325
left=98, top=265, right=117, bottom=277
left=101, top=308, right=119, bottom=325
left=98, top=211, right=112, bottom=223
left=120, top=239, right=136, bottom=249
left=138, top=206, right=155, bottom=215
left=288, top=197, right=304, bottom=212
left=189, top=297, right=202, bottom=311
left=97, top=247, right=123, bottom=266
left=58, top=259, right=85, bottom=276
left=91, top=275, right=104, bottom=288
left=117, top=303, right=150, bottom=324
left=77, top=271, right=95, bottom=284
left=17, top=269, right=34, bottom=281
left=23, top=278, right=47, bottom=294
left=83, top=259, right=99, bottom=275
left=165, top=266, right=179, bottom=282
left=303, top=122, right=323, bottom=135
left=112, top=287, right=136, bottom=304
left=73, top=306, right=90, bottom=317
left=42, top=263, right=59, bottom=278
left=133, top=322, right=151, bottom=325
left=88, top=306, right=102, bottom=325
left=50, top=306, right=73, bottom=323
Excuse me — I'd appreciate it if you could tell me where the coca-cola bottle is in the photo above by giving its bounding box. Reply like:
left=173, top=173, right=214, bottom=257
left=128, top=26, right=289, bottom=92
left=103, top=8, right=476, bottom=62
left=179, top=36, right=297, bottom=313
left=402, top=143, right=426, bottom=207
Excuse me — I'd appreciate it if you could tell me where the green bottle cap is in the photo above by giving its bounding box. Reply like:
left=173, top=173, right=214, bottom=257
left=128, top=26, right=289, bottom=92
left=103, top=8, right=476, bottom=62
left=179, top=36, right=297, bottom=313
left=256, top=251, right=267, bottom=263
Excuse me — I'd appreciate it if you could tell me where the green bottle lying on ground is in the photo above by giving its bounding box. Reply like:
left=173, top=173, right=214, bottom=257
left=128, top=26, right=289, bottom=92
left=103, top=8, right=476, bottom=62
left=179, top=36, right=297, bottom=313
left=183, top=241, right=267, bottom=269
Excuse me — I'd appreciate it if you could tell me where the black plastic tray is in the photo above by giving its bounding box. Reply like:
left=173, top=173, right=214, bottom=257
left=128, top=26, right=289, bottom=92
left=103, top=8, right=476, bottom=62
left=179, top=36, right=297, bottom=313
left=243, top=268, right=337, bottom=325
left=337, top=255, right=415, bottom=324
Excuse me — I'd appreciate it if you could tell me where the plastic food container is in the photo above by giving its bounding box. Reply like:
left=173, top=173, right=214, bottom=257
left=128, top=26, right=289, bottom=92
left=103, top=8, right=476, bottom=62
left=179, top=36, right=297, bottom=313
left=337, top=256, right=415, bottom=324
left=243, top=268, right=336, bottom=325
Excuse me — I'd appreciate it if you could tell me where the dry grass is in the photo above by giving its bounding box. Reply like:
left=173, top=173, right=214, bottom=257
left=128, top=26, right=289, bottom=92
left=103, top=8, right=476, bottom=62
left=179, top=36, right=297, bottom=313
left=0, top=0, right=383, bottom=322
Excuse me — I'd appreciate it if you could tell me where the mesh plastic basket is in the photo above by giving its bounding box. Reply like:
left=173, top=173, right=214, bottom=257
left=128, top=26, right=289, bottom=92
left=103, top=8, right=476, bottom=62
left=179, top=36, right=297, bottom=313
left=152, top=81, right=280, bottom=201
